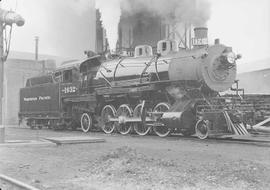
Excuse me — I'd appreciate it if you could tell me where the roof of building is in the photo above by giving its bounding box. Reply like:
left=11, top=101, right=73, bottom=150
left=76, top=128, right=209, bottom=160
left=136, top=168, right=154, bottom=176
left=238, top=58, right=270, bottom=73
left=7, top=51, right=71, bottom=66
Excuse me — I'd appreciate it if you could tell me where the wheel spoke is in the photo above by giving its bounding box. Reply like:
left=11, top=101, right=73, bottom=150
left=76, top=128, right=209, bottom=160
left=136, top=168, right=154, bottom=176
left=153, top=102, right=171, bottom=137
left=116, top=104, right=133, bottom=135
left=101, top=105, right=116, bottom=134
left=81, top=113, right=92, bottom=133
left=195, top=120, right=209, bottom=139
left=133, top=103, right=151, bottom=136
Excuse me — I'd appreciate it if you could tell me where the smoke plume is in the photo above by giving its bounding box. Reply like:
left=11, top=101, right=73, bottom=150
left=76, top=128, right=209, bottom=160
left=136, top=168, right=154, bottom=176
left=121, top=0, right=210, bottom=26
left=97, top=0, right=210, bottom=50
left=96, top=0, right=121, bottom=51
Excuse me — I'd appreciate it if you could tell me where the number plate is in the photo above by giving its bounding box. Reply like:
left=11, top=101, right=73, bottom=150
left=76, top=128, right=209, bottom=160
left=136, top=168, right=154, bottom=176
left=61, top=84, right=78, bottom=95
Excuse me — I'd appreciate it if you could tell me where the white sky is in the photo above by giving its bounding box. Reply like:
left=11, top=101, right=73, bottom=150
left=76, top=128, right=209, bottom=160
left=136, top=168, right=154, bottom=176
left=1, top=0, right=270, bottom=71
left=207, top=0, right=270, bottom=71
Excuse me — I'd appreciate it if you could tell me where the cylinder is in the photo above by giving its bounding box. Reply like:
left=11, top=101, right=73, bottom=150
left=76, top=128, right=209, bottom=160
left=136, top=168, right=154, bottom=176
left=160, top=112, right=182, bottom=129
left=160, top=109, right=196, bottom=130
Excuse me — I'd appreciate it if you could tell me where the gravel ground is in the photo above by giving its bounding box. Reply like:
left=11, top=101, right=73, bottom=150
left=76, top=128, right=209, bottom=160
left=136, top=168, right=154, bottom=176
left=0, top=127, right=270, bottom=190
left=0, top=179, right=22, bottom=190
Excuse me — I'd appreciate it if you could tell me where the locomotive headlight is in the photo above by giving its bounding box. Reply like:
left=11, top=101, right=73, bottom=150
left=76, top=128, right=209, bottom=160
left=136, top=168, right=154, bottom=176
left=226, top=52, right=236, bottom=64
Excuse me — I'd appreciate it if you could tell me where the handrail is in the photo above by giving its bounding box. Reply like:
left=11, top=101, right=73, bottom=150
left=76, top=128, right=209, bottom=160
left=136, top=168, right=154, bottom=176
left=139, top=56, right=156, bottom=83
left=113, top=58, right=125, bottom=81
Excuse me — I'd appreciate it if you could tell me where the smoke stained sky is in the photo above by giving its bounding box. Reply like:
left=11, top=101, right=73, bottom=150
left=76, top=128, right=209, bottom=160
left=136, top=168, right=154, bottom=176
left=1, top=0, right=270, bottom=72
left=1, top=0, right=96, bottom=59
left=95, top=0, right=121, bottom=51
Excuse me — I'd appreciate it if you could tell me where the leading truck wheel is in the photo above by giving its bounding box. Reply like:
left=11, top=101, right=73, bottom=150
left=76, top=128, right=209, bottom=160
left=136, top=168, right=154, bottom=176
left=101, top=105, right=117, bottom=134
left=195, top=119, right=209, bottom=139
left=133, top=103, right=151, bottom=136
left=116, top=104, right=133, bottom=135
left=153, top=102, right=171, bottom=137
left=80, top=113, right=92, bottom=133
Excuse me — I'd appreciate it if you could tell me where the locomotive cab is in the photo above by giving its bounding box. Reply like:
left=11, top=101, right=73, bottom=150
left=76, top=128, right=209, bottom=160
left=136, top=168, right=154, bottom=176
left=79, top=55, right=102, bottom=93
left=53, top=67, right=80, bottom=84
left=54, top=59, right=81, bottom=84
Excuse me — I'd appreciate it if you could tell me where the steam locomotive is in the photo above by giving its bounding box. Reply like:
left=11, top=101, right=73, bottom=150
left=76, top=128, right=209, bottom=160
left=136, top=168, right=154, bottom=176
left=19, top=27, right=244, bottom=139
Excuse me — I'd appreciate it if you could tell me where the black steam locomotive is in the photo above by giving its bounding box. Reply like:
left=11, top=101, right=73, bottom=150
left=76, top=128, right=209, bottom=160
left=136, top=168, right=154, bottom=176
left=19, top=27, right=245, bottom=139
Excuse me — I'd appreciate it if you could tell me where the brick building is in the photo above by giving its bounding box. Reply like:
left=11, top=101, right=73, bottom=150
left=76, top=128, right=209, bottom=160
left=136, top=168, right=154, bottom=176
left=2, top=51, right=60, bottom=125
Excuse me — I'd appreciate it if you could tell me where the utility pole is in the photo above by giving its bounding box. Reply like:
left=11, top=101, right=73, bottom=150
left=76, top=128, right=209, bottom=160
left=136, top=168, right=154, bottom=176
left=0, top=9, right=25, bottom=143
left=0, top=20, right=4, bottom=142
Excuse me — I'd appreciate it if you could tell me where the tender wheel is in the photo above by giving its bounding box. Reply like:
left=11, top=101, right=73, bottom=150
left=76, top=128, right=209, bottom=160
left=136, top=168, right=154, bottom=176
left=29, top=120, right=35, bottom=129
left=80, top=113, right=92, bottom=133
left=195, top=119, right=209, bottom=139
left=133, top=103, right=151, bottom=136
left=48, top=120, right=53, bottom=129
left=101, top=105, right=117, bottom=134
left=153, top=102, right=171, bottom=137
left=116, top=104, right=133, bottom=135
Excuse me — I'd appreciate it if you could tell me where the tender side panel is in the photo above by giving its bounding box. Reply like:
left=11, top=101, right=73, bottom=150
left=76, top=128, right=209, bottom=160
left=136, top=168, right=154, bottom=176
left=20, top=83, right=60, bottom=114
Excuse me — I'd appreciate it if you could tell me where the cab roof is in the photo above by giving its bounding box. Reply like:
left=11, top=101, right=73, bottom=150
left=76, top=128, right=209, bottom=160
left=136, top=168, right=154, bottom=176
left=56, top=55, right=101, bottom=71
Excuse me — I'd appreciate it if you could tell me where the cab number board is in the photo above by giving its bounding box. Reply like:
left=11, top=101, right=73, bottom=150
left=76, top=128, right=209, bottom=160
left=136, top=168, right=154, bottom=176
left=62, top=86, right=77, bottom=94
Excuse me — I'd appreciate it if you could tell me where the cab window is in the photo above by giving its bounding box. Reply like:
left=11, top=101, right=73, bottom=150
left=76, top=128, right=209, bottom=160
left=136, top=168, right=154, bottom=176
left=54, top=71, right=63, bottom=83
left=63, top=70, right=72, bottom=83
left=25, top=79, right=31, bottom=87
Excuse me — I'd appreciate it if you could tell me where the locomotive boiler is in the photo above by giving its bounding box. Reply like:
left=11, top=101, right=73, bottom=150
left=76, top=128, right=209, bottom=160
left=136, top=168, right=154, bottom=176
left=93, top=27, right=241, bottom=138
left=19, top=27, right=244, bottom=139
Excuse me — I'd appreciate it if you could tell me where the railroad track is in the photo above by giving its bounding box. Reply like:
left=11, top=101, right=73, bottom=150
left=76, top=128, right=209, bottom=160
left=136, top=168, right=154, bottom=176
left=72, top=129, right=270, bottom=147
left=25, top=127, right=270, bottom=147
left=0, top=174, right=40, bottom=190
left=175, top=134, right=270, bottom=147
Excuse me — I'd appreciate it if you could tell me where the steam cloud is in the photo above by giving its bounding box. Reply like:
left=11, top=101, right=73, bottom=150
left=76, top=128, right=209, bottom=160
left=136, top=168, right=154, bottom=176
left=121, top=0, right=210, bottom=25
left=96, top=0, right=121, bottom=51
left=97, top=0, right=211, bottom=50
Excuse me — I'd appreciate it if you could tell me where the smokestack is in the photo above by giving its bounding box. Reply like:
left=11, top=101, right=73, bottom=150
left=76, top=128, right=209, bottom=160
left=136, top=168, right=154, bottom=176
left=35, top=36, right=39, bottom=61
left=192, top=27, right=208, bottom=48
left=194, top=27, right=208, bottom=39
left=215, top=38, right=220, bottom=45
